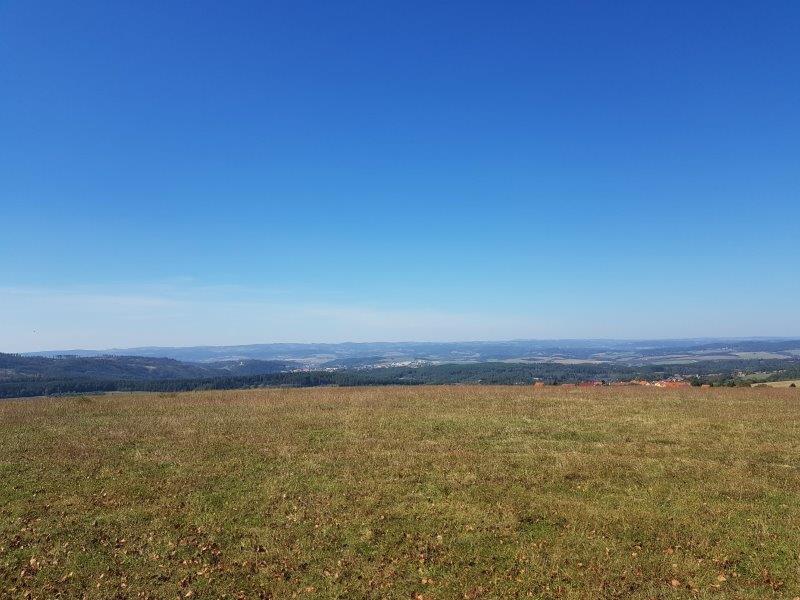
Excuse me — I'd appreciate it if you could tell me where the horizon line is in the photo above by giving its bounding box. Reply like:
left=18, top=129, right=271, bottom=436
left=14, top=335, right=800, bottom=355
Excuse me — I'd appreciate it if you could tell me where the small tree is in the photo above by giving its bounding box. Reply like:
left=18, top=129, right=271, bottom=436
left=791, top=383, right=797, bottom=388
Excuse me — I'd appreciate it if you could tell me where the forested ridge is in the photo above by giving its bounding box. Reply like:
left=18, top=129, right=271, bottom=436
left=3, top=354, right=799, bottom=398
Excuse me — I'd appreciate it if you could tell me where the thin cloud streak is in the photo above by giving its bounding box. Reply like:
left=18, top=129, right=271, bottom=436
left=2, top=284, right=798, bottom=353
left=0, top=284, right=550, bottom=352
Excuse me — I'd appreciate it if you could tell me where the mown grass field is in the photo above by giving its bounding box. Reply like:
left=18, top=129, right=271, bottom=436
left=1, top=386, right=799, bottom=599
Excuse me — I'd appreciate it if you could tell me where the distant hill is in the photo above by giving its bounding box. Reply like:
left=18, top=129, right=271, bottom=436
left=3, top=352, right=800, bottom=399
left=0, top=354, right=290, bottom=383
left=6, top=339, right=800, bottom=400
left=22, top=338, right=800, bottom=366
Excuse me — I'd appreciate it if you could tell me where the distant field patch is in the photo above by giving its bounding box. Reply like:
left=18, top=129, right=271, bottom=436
left=732, top=351, right=792, bottom=359
left=650, top=354, right=734, bottom=364
left=760, top=379, right=800, bottom=387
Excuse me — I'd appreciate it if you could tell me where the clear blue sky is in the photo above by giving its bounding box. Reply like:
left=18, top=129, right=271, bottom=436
left=2, top=1, right=799, bottom=351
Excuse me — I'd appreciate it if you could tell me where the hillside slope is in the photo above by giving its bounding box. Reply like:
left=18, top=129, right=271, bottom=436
left=2, top=386, right=798, bottom=598
left=0, top=353, right=289, bottom=383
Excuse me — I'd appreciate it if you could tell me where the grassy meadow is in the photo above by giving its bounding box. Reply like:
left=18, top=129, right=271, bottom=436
left=1, top=386, right=799, bottom=599
left=760, top=380, right=800, bottom=388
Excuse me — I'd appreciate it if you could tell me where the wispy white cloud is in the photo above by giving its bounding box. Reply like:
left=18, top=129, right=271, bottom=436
left=3, top=282, right=796, bottom=353
left=0, top=283, right=550, bottom=352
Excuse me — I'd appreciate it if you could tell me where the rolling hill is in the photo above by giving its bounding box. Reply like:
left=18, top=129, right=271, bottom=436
left=0, top=353, right=290, bottom=383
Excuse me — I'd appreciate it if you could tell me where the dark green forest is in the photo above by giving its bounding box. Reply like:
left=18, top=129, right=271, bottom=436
left=2, top=353, right=799, bottom=398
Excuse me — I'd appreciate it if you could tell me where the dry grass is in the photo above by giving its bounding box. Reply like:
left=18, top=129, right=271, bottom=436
left=760, top=380, right=800, bottom=388
left=1, top=385, right=800, bottom=599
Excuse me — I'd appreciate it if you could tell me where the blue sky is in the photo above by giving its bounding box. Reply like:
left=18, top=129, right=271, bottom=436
left=2, top=1, right=799, bottom=351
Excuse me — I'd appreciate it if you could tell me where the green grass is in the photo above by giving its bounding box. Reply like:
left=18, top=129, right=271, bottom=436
left=2, top=386, right=800, bottom=599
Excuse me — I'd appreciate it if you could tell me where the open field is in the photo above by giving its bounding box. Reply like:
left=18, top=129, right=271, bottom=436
left=2, top=386, right=799, bottom=599
left=760, top=380, right=800, bottom=388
